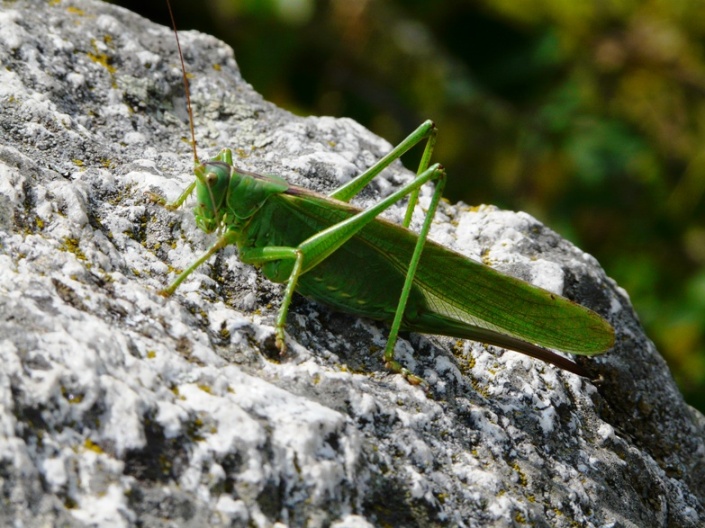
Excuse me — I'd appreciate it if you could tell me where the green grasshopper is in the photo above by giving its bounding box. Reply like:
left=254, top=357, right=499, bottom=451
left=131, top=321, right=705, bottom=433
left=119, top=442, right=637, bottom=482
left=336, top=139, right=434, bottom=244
left=156, top=6, right=614, bottom=384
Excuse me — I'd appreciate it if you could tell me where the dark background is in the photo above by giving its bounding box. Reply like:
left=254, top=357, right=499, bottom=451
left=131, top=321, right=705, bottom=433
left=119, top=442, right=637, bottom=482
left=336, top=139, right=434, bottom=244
left=109, top=0, right=705, bottom=412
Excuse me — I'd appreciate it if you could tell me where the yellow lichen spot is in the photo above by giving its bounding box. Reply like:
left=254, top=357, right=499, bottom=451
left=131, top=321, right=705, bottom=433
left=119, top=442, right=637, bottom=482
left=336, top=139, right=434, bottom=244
left=61, top=237, right=87, bottom=262
left=514, top=512, right=527, bottom=523
left=61, top=386, right=84, bottom=404
left=67, top=6, right=84, bottom=15
left=146, top=350, right=156, bottom=359
left=72, top=159, right=84, bottom=167
left=512, top=462, right=528, bottom=487
left=212, top=63, right=221, bottom=71
left=198, top=384, right=213, bottom=394
left=466, top=354, right=476, bottom=370
left=470, top=377, right=490, bottom=398
left=87, top=51, right=116, bottom=74
left=84, top=439, right=104, bottom=454
left=188, top=418, right=205, bottom=441
left=88, top=39, right=116, bottom=75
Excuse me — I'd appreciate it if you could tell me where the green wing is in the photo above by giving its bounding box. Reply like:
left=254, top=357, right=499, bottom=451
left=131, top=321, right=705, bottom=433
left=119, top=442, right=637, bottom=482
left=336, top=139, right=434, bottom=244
left=279, top=188, right=614, bottom=357
left=400, top=240, right=613, bottom=355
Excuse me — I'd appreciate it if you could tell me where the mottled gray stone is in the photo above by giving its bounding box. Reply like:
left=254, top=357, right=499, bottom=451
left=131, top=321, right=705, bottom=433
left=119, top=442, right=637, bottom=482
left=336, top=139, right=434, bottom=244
left=0, top=1, right=703, bottom=527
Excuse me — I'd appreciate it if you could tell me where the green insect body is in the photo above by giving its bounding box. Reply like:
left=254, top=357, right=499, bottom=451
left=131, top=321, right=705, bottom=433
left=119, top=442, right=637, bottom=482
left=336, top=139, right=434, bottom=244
left=158, top=1, right=613, bottom=383
left=159, top=118, right=614, bottom=383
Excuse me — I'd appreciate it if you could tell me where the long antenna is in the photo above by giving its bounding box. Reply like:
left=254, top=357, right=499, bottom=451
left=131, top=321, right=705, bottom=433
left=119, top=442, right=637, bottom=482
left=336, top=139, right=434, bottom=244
left=165, top=0, right=199, bottom=164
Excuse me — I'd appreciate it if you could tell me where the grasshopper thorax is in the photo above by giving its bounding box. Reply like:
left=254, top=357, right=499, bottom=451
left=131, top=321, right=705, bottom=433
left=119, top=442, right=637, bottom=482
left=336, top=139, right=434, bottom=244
left=192, top=149, right=290, bottom=234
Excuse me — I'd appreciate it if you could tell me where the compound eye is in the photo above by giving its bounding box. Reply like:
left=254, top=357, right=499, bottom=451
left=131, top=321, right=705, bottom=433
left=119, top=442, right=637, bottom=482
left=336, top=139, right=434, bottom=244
left=206, top=172, right=219, bottom=186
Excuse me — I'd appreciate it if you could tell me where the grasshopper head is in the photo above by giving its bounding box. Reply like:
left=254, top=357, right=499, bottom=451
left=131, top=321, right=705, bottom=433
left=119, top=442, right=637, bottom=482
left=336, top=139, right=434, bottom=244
left=193, top=161, right=230, bottom=233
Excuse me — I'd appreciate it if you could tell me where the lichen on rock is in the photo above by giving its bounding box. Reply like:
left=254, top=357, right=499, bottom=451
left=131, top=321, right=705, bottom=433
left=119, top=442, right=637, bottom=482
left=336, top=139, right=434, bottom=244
left=0, top=1, right=703, bottom=526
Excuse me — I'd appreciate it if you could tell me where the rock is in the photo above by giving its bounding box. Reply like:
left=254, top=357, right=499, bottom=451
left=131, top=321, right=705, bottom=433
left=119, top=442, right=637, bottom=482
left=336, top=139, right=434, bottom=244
left=0, top=0, right=702, bottom=526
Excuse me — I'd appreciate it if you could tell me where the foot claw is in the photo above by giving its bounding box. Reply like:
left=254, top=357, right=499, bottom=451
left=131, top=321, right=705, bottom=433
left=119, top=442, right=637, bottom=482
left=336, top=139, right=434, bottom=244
left=385, top=360, right=428, bottom=388
left=145, top=191, right=167, bottom=206
left=275, top=332, right=287, bottom=355
left=145, top=191, right=179, bottom=210
left=158, top=286, right=176, bottom=298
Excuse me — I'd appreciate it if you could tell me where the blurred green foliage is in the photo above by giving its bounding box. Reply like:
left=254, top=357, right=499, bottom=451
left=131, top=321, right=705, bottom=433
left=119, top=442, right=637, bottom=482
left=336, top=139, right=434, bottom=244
left=112, top=0, right=705, bottom=411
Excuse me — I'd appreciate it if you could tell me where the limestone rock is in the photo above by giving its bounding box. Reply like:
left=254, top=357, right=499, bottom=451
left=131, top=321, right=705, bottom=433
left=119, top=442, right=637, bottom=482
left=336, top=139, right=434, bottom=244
left=0, top=1, right=703, bottom=526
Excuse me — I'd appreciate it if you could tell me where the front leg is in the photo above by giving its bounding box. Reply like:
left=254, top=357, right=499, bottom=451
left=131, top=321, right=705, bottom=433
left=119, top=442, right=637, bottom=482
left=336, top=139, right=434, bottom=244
left=240, top=246, right=302, bottom=352
left=161, top=230, right=239, bottom=296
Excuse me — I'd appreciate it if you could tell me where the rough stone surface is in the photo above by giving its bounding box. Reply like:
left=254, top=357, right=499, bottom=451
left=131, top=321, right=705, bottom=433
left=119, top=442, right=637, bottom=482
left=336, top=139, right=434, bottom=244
left=0, top=1, right=703, bottom=526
